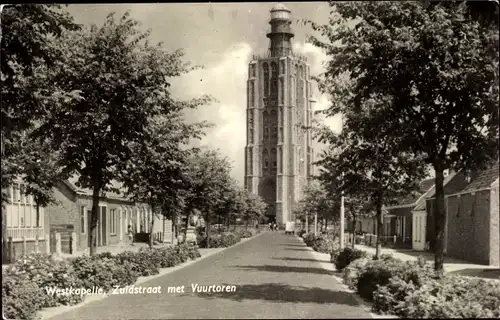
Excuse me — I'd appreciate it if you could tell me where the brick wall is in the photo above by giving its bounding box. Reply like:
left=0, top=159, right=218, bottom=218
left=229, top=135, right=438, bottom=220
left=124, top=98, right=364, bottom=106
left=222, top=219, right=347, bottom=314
left=47, top=183, right=82, bottom=249
left=446, top=190, right=498, bottom=265
left=490, top=181, right=499, bottom=266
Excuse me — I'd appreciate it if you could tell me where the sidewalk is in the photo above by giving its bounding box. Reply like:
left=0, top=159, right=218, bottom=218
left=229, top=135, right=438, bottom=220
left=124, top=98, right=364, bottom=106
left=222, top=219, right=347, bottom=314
left=355, top=244, right=500, bottom=280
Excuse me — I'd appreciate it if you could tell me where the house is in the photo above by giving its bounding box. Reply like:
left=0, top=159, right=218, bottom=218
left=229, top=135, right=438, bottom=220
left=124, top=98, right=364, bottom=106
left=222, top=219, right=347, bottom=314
left=381, top=177, right=436, bottom=248
left=354, top=176, right=439, bottom=248
left=3, top=177, right=174, bottom=262
left=425, top=161, right=499, bottom=266
left=3, top=178, right=50, bottom=261
left=411, top=172, right=456, bottom=251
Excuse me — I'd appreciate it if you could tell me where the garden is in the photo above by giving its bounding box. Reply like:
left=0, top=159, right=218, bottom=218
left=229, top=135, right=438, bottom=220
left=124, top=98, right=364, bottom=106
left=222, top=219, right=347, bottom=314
left=301, top=232, right=500, bottom=319
left=2, top=243, right=201, bottom=320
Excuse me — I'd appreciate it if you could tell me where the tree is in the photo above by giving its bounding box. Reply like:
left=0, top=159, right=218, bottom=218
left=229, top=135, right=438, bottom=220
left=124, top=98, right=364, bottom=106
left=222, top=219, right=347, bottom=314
left=184, top=150, right=233, bottom=248
left=241, top=191, right=266, bottom=229
left=316, top=122, right=426, bottom=257
left=118, top=116, right=205, bottom=248
left=36, top=11, right=212, bottom=255
left=1, top=4, right=81, bottom=259
left=307, top=1, right=498, bottom=270
left=295, top=180, right=338, bottom=235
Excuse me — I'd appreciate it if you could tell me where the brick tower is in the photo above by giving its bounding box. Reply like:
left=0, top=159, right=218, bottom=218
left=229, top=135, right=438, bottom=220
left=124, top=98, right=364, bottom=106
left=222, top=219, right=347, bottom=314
left=244, top=3, right=315, bottom=226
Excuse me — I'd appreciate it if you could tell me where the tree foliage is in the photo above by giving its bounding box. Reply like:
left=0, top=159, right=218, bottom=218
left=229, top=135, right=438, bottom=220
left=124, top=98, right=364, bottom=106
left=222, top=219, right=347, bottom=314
left=1, top=5, right=81, bottom=258
left=35, top=11, right=213, bottom=255
left=184, top=149, right=234, bottom=248
left=307, top=1, right=498, bottom=269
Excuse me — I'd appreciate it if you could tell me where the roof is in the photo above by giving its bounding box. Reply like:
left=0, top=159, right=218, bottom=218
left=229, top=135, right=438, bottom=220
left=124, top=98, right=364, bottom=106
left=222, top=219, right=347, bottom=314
left=413, top=173, right=457, bottom=211
left=271, top=3, right=290, bottom=11
left=426, top=160, right=499, bottom=199
left=387, top=177, right=436, bottom=208
left=66, top=175, right=130, bottom=201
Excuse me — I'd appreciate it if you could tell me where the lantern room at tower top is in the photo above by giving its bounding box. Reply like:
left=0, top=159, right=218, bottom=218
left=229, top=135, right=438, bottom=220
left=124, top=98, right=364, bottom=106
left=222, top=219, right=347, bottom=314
left=266, top=3, right=295, bottom=58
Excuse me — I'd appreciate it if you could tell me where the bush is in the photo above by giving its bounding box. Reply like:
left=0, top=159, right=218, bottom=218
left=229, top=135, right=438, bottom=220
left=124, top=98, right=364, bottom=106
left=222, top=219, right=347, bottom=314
left=176, top=243, right=201, bottom=261
left=303, top=233, right=319, bottom=247
left=71, top=255, right=138, bottom=292
left=311, top=236, right=340, bottom=254
left=298, top=230, right=307, bottom=238
left=396, top=276, right=500, bottom=318
left=343, top=257, right=371, bottom=290
left=334, top=247, right=369, bottom=271
left=236, top=229, right=253, bottom=238
left=357, top=257, right=435, bottom=303
left=2, top=267, right=47, bottom=320
left=115, top=250, right=160, bottom=277
left=198, top=232, right=241, bottom=248
left=11, top=253, right=85, bottom=307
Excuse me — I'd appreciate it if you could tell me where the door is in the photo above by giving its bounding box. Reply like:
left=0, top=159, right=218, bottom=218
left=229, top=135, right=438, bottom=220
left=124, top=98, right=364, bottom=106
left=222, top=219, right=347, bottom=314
left=412, top=212, right=426, bottom=251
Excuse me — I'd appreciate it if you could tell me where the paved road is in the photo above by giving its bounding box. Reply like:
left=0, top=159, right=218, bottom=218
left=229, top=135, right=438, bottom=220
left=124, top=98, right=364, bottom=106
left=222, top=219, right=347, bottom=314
left=48, top=232, right=372, bottom=319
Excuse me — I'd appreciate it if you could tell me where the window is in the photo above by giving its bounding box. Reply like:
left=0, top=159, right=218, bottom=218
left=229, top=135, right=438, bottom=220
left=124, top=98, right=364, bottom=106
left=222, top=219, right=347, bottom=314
left=272, top=161, right=277, bottom=168
left=271, top=62, right=277, bottom=76
left=81, top=206, right=86, bottom=234
left=263, top=63, right=269, bottom=96
left=264, top=161, right=269, bottom=168
left=263, top=126, right=269, bottom=140
left=251, top=64, right=256, bottom=78
left=248, top=82, right=254, bottom=106
left=110, top=208, right=116, bottom=235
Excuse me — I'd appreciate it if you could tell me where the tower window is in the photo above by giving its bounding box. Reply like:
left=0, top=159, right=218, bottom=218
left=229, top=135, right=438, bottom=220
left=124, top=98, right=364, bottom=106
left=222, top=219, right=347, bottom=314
left=263, top=63, right=269, bottom=96
left=264, top=161, right=269, bottom=168
left=271, top=62, right=278, bottom=76
left=251, top=64, right=256, bottom=78
left=249, top=82, right=254, bottom=106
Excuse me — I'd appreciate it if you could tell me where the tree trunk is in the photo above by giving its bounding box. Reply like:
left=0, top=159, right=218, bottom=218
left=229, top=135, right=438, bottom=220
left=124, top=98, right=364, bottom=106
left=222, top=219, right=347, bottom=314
left=245, top=220, right=248, bottom=230
left=433, top=167, right=447, bottom=274
left=90, top=175, right=101, bottom=256
left=351, top=216, right=357, bottom=249
left=305, top=214, right=309, bottom=233
left=375, top=203, right=384, bottom=259
left=148, top=210, right=154, bottom=249
left=206, top=215, right=211, bottom=249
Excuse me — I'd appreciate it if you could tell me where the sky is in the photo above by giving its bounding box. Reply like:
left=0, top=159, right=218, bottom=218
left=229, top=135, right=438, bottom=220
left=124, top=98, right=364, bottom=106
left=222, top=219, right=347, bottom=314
left=66, top=2, right=342, bottom=185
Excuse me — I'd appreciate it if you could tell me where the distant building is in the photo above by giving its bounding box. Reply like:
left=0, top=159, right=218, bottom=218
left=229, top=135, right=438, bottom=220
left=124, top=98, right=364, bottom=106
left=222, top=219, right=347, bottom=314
left=244, top=3, right=315, bottom=225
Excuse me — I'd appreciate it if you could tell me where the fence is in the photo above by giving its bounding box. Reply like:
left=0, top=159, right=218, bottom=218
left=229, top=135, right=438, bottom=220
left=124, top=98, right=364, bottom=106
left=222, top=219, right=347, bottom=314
left=343, top=232, right=397, bottom=247
left=2, top=232, right=77, bottom=264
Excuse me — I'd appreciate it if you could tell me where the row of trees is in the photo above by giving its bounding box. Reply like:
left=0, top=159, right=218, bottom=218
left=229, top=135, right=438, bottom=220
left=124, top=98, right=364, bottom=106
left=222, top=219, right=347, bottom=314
left=1, top=5, right=266, bottom=255
left=303, top=1, right=498, bottom=272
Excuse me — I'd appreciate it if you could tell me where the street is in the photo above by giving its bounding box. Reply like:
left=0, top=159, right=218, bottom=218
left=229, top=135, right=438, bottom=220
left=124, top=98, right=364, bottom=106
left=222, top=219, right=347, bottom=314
left=47, top=232, right=372, bottom=319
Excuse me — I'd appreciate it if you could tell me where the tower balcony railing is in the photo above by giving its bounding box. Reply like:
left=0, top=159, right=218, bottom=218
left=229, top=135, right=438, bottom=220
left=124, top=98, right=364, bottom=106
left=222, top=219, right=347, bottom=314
left=252, top=53, right=307, bottom=62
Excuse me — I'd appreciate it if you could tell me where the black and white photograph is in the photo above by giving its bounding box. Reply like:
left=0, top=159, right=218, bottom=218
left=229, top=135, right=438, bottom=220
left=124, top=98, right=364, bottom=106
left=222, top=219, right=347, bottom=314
left=1, top=1, right=499, bottom=319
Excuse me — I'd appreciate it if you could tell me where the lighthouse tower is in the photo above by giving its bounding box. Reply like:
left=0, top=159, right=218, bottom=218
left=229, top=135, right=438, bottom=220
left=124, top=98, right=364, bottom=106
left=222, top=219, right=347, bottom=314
left=244, top=3, right=315, bottom=226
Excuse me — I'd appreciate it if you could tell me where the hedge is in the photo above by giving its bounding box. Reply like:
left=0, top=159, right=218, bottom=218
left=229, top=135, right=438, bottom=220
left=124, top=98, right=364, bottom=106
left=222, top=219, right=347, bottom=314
left=197, top=232, right=241, bottom=248
left=2, top=243, right=201, bottom=320
left=342, top=253, right=500, bottom=319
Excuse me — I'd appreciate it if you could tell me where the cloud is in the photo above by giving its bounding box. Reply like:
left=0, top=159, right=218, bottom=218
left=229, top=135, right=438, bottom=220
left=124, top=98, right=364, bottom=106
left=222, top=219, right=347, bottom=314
left=292, top=42, right=341, bottom=154
left=172, top=42, right=253, bottom=185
